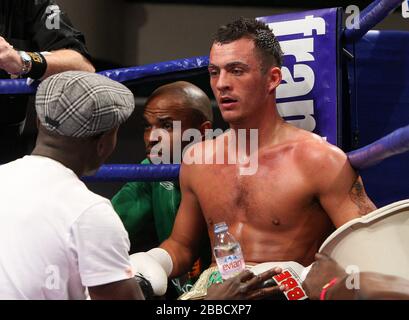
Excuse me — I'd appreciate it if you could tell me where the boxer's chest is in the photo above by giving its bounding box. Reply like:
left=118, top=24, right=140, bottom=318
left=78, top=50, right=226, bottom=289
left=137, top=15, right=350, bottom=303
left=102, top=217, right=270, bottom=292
left=194, top=157, right=315, bottom=229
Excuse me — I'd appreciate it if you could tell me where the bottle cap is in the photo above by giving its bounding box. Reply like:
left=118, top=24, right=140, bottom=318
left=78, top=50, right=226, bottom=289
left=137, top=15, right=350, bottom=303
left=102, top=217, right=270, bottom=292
left=214, top=222, right=228, bottom=233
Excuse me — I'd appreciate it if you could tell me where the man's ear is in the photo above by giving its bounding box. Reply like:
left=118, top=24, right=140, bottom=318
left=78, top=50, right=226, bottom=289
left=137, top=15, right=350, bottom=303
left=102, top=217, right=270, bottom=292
left=96, top=134, right=106, bottom=158
left=267, top=67, right=282, bottom=94
left=96, top=127, right=119, bottom=158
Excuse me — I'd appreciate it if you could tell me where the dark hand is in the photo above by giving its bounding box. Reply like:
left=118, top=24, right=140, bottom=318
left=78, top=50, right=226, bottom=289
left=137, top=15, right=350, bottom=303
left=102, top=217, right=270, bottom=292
left=303, top=253, right=347, bottom=299
left=205, top=267, right=284, bottom=300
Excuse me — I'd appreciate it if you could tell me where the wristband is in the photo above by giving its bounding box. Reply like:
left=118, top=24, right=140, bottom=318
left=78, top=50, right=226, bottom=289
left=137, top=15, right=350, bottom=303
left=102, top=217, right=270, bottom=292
left=134, top=273, right=154, bottom=299
left=26, top=52, right=47, bottom=79
left=320, top=277, right=338, bottom=300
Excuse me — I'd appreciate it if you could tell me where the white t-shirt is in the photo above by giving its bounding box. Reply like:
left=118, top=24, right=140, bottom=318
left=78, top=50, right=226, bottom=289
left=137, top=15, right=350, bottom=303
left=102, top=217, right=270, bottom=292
left=0, top=156, right=133, bottom=299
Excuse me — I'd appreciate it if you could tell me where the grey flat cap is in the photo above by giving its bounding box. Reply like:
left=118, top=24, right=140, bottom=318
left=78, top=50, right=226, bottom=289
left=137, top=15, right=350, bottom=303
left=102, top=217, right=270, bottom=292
left=35, top=71, right=135, bottom=137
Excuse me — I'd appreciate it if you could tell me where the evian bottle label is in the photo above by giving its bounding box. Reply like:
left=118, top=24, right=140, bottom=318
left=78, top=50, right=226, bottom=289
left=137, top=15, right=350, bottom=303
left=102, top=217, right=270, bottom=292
left=215, top=253, right=245, bottom=280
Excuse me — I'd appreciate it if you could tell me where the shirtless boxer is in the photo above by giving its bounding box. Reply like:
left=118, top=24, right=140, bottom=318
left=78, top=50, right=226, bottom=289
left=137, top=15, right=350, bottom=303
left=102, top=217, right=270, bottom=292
left=132, top=17, right=376, bottom=298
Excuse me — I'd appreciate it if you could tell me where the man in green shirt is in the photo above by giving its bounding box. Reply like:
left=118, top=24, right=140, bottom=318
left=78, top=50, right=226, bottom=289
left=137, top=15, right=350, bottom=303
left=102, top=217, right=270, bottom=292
left=112, top=81, right=213, bottom=297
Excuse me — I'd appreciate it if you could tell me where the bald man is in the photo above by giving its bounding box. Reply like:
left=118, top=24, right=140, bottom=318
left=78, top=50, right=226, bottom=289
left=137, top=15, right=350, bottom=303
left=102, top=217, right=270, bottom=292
left=112, top=81, right=213, bottom=297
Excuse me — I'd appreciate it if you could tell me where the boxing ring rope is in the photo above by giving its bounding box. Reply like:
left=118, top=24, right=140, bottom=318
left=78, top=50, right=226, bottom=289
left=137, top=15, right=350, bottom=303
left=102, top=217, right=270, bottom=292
left=0, top=78, right=38, bottom=94
left=0, top=0, right=407, bottom=181
left=98, top=57, right=209, bottom=83
left=80, top=124, right=409, bottom=182
left=344, top=0, right=403, bottom=43
left=83, top=164, right=181, bottom=182
left=347, top=124, right=409, bottom=170
left=0, top=56, right=209, bottom=95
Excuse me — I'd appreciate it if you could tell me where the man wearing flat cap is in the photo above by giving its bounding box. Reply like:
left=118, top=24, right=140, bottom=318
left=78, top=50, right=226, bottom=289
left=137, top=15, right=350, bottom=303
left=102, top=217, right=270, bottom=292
left=0, top=71, right=145, bottom=300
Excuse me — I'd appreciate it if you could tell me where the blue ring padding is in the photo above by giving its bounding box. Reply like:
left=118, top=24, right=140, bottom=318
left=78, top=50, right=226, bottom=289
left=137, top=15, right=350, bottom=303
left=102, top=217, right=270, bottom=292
left=0, top=78, right=39, bottom=95
left=81, top=164, right=180, bottom=182
left=0, top=56, right=209, bottom=95
left=347, top=124, right=409, bottom=170
left=81, top=124, right=409, bottom=182
left=344, top=0, right=402, bottom=43
left=98, top=56, right=209, bottom=83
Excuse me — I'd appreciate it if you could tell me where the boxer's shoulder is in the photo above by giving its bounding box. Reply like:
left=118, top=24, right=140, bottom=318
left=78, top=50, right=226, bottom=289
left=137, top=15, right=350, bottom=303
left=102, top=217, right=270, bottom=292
left=292, top=132, right=347, bottom=165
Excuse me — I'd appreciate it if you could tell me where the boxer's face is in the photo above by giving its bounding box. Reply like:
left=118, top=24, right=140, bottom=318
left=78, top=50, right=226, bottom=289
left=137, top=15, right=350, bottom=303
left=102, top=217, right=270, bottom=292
left=143, top=94, right=198, bottom=163
left=209, top=37, right=271, bottom=125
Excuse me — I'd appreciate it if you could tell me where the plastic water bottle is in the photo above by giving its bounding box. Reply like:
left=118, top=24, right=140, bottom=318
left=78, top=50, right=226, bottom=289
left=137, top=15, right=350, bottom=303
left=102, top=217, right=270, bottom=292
left=213, top=222, right=245, bottom=280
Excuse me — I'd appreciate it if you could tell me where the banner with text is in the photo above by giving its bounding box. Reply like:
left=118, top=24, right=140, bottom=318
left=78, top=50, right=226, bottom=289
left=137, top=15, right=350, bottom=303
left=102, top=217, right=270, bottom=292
left=258, top=8, right=341, bottom=146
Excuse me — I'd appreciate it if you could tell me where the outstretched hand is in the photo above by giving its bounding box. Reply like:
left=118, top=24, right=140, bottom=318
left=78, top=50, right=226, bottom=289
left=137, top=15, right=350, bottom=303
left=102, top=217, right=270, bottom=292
left=206, top=267, right=284, bottom=300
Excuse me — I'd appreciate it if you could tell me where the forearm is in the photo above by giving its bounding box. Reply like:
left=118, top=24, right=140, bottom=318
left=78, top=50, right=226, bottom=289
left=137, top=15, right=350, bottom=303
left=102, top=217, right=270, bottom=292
left=326, top=272, right=409, bottom=300
left=42, top=49, right=94, bottom=79
left=160, top=238, right=197, bottom=278
left=357, top=272, right=409, bottom=300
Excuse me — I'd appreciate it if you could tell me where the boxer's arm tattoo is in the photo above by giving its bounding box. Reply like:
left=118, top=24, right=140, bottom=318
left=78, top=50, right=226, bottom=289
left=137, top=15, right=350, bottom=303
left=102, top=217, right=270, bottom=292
left=349, top=178, right=377, bottom=215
